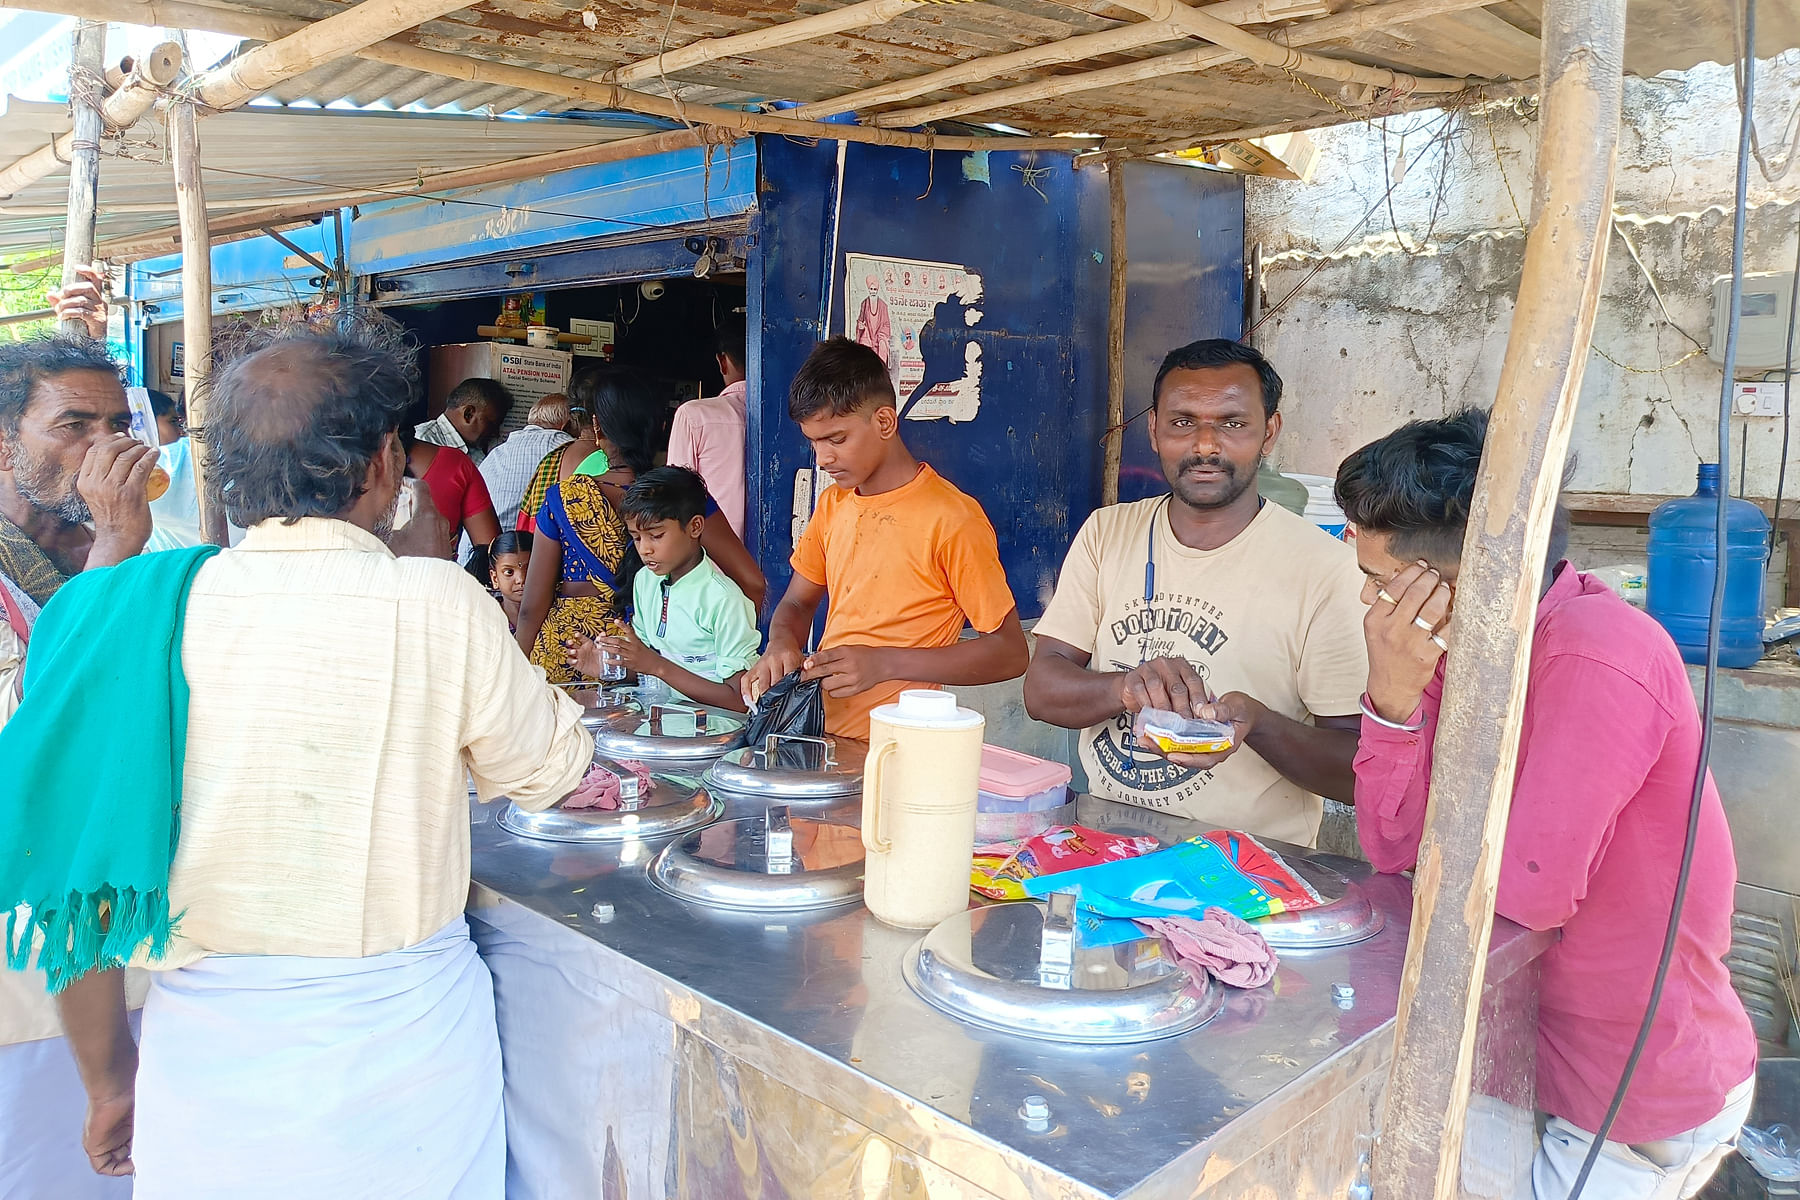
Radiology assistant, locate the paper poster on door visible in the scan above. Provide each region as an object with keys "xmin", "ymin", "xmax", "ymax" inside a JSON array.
[{"xmin": 844, "ymin": 252, "xmax": 984, "ymax": 423}]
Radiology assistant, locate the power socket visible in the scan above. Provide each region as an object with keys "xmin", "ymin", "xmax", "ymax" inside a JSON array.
[{"xmin": 1735, "ymin": 381, "xmax": 1790, "ymax": 418}]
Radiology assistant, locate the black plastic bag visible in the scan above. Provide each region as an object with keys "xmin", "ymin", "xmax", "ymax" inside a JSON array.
[{"xmin": 735, "ymin": 670, "xmax": 825, "ymax": 749}]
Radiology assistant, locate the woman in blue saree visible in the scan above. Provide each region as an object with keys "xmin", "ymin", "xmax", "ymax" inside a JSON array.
[{"xmin": 514, "ymin": 369, "xmax": 658, "ymax": 683}]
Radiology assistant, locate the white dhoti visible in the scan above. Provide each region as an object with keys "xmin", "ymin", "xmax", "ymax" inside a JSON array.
[
  {"xmin": 132, "ymin": 916, "xmax": 504, "ymax": 1200},
  {"xmin": 0, "ymin": 1019, "xmax": 140, "ymax": 1200}
]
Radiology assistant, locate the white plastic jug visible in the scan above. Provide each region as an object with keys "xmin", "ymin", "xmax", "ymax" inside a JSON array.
[{"xmin": 861, "ymin": 690, "xmax": 985, "ymax": 929}]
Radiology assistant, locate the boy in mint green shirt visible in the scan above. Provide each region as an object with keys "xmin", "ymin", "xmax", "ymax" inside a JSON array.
[{"xmin": 569, "ymin": 466, "xmax": 760, "ymax": 710}]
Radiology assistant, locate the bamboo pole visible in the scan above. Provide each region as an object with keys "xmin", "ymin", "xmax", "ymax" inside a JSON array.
[
  {"xmin": 24, "ymin": 117, "xmax": 1087, "ymax": 271},
  {"xmin": 871, "ymin": 0, "xmax": 1494, "ymax": 128},
  {"xmin": 610, "ymin": 0, "xmax": 925, "ymax": 85},
  {"xmin": 169, "ymin": 95, "xmax": 223, "ymax": 546},
  {"xmin": 1109, "ymin": 0, "xmax": 1474, "ymax": 91},
  {"xmin": 792, "ymin": 0, "xmax": 1292, "ymax": 119},
  {"xmin": 1102, "ymin": 162, "xmax": 1127, "ymax": 508},
  {"xmin": 0, "ymin": 41, "xmax": 181, "ymax": 201},
  {"xmin": 1077, "ymin": 80, "xmax": 1537, "ymax": 166},
  {"xmin": 347, "ymin": 41, "xmax": 1103, "ymax": 152},
  {"xmin": 57, "ymin": 20, "xmax": 107, "ymax": 336},
  {"xmin": 1370, "ymin": 0, "xmax": 1624, "ymax": 1195},
  {"xmin": 0, "ymin": 0, "xmax": 297, "ymax": 40},
  {"xmin": 187, "ymin": 0, "xmax": 481, "ymax": 114}
]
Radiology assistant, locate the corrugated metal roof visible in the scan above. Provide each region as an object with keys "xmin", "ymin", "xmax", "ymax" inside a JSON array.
[{"xmin": 0, "ymin": 98, "xmax": 657, "ymax": 252}]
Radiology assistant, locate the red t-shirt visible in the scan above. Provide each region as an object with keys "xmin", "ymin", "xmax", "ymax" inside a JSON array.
[
  {"xmin": 1355, "ymin": 565, "xmax": 1756, "ymax": 1141},
  {"xmin": 421, "ymin": 445, "xmax": 493, "ymax": 529}
]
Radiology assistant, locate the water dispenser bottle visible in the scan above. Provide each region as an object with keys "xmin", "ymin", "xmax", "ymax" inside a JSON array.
[{"xmin": 1646, "ymin": 463, "xmax": 1770, "ymax": 669}]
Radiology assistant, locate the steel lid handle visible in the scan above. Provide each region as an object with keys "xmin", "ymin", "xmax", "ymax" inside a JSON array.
[
  {"xmin": 1038, "ymin": 891, "xmax": 1076, "ymax": 990},
  {"xmin": 764, "ymin": 804, "xmax": 794, "ymax": 874}
]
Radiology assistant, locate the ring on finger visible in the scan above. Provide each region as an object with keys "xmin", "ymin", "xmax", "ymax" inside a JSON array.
[
  {"xmin": 1412, "ymin": 615, "xmax": 1438, "ymax": 635},
  {"xmin": 1378, "ymin": 589, "xmax": 1399, "ymax": 606},
  {"xmin": 1430, "ymin": 634, "xmax": 1449, "ymax": 652}
]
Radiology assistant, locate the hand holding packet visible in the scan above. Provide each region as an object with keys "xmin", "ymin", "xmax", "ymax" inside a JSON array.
[{"xmin": 1133, "ymin": 707, "xmax": 1234, "ymax": 755}]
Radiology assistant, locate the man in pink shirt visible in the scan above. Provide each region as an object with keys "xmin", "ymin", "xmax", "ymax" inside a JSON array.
[
  {"xmin": 1335, "ymin": 409, "xmax": 1755, "ymax": 1200},
  {"xmin": 668, "ymin": 316, "xmax": 748, "ymax": 539}
]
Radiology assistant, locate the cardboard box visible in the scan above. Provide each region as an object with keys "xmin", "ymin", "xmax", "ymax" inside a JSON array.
[{"xmin": 427, "ymin": 342, "xmax": 574, "ymax": 434}]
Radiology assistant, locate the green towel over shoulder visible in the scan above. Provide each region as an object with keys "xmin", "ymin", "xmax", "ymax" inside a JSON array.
[{"xmin": 0, "ymin": 544, "xmax": 219, "ymax": 992}]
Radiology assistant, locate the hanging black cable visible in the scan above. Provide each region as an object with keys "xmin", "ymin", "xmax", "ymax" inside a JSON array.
[
  {"xmin": 1772, "ymin": 206, "xmax": 1799, "ymax": 530},
  {"xmin": 1565, "ymin": 0, "xmax": 1757, "ymax": 1194}
]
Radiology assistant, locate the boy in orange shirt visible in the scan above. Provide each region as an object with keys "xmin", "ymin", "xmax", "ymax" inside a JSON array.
[{"xmin": 742, "ymin": 337, "xmax": 1028, "ymax": 741}]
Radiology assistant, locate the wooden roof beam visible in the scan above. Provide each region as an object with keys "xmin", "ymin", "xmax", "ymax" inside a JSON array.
[
  {"xmin": 185, "ymin": 0, "xmax": 487, "ymax": 112},
  {"xmin": 0, "ymin": 0, "xmax": 1103, "ymax": 164},
  {"xmin": 1082, "ymin": 77, "xmax": 1536, "ymax": 164},
  {"xmin": 0, "ymin": 41, "xmax": 181, "ymax": 200},
  {"xmin": 608, "ymin": 0, "xmax": 932, "ymax": 87},
  {"xmin": 792, "ymin": 0, "xmax": 1284, "ymax": 120},
  {"xmin": 869, "ymin": 0, "xmax": 1491, "ymax": 127}
]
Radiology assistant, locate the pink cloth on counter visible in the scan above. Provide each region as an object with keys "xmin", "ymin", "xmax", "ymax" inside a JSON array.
[
  {"xmin": 560, "ymin": 760, "xmax": 653, "ymax": 810},
  {"xmin": 1136, "ymin": 907, "xmax": 1277, "ymax": 989}
]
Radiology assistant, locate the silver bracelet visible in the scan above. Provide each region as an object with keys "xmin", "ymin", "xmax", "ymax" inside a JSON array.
[{"xmin": 1360, "ymin": 694, "xmax": 1426, "ymax": 733}]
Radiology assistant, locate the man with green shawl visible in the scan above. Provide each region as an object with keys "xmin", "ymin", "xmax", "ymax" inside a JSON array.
[{"xmin": 4, "ymin": 320, "xmax": 593, "ymax": 1198}]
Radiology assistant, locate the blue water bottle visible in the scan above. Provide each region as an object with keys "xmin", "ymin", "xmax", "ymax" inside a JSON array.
[{"xmin": 1646, "ymin": 462, "xmax": 1770, "ymax": 668}]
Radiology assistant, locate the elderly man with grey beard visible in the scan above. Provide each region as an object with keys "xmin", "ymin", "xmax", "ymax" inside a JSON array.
[
  {"xmin": 3, "ymin": 320, "xmax": 592, "ymax": 1199},
  {"xmin": 0, "ymin": 322, "xmax": 157, "ymax": 1200}
]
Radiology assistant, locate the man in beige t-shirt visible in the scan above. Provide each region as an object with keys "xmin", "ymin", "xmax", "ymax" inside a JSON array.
[{"xmin": 1026, "ymin": 339, "xmax": 1366, "ymax": 845}]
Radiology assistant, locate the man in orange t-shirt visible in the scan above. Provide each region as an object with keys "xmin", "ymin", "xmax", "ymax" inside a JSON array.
[{"xmin": 743, "ymin": 338, "xmax": 1027, "ymax": 741}]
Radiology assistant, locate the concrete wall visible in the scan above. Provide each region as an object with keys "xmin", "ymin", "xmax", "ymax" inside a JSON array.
[{"xmin": 1245, "ymin": 52, "xmax": 1800, "ymax": 498}]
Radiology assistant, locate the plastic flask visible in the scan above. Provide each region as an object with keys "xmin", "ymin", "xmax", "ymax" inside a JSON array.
[{"xmin": 861, "ymin": 690, "xmax": 984, "ymax": 929}]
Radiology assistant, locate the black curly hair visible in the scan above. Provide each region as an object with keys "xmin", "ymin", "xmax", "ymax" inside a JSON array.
[{"xmin": 1335, "ymin": 407, "xmax": 1571, "ymax": 566}]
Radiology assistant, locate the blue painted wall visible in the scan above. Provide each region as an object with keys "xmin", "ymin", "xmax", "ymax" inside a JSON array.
[
  {"xmin": 748, "ymin": 137, "xmax": 1243, "ymax": 621},
  {"xmin": 1115, "ymin": 160, "xmax": 1247, "ymax": 503}
]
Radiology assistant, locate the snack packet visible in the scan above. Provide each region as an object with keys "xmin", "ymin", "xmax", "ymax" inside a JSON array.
[
  {"xmin": 1133, "ymin": 707, "xmax": 1234, "ymax": 755},
  {"xmin": 970, "ymin": 824, "xmax": 1161, "ymax": 900},
  {"xmin": 1024, "ymin": 829, "xmax": 1324, "ymax": 923}
]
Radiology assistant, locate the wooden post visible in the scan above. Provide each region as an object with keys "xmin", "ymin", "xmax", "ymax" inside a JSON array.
[
  {"xmin": 1370, "ymin": 0, "xmax": 1625, "ymax": 1195},
  {"xmin": 58, "ymin": 19, "xmax": 106, "ymax": 337},
  {"xmin": 1102, "ymin": 163, "xmax": 1128, "ymax": 508},
  {"xmin": 170, "ymin": 96, "xmax": 221, "ymax": 546}
]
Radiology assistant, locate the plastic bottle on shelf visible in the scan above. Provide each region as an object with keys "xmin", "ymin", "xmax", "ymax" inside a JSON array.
[{"xmin": 1646, "ymin": 462, "xmax": 1770, "ymax": 669}]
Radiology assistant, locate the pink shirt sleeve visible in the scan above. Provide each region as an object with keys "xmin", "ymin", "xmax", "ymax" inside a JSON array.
[
  {"xmin": 667, "ymin": 404, "xmax": 702, "ymax": 474},
  {"xmin": 1354, "ymin": 651, "xmax": 1673, "ymax": 933},
  {"xmin": 1353, "ymin": 694, "xmax": 1438, "ymax": 875}
]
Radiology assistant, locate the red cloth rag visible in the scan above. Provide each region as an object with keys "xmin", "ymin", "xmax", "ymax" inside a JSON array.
[
  {"xmin": 1136, "ymin": 906, "xmax": 1278, "ymax": 989},
  {"xmin": 561, "ymin": 760, "xmax": 653, "ymax": 810}
]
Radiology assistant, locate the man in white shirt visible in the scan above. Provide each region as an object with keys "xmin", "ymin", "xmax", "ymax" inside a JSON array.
[
  {"xmin": 416, "ymin": 376, "xmax": 514, "ymax": 466},
  {"xmin": 50, "ymin": 322, "xmax": 592, "ymax": 1198},
  {"xmin": 477, "ymin": 393, "xmax": 573, "ymax": 531},
  {"xmin": 667, "ymin": 315, "xmax": 749, "ymax": 538},
  {"xmin": 1024, "ymin": 339, "xmax": 1367, "ymax": 846}
]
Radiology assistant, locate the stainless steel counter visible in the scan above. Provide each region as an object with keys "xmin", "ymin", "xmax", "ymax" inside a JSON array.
[{"xmin": 467, "ymin": 791, "xmax": 1549, "ymax": 1200}]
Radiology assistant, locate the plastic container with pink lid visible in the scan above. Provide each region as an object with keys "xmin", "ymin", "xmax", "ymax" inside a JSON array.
[{"xmin": 977, "ymin": 745, "xmax": 1072, "ymax": 813}]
